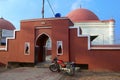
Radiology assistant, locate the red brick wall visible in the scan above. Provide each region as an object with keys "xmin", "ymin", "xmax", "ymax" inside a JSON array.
[
  {"xmin": 69, "ymin": 28, "xmax": 120, "ymax": 71},
  {"xmin": 0, "ymin": 51, "xmax": 8, "ymax": 65},
  {"xmin": 0, "ymin": 18, "xmax": 73, "ymax": 64},
  {"xmin": 1, "ymin": 17, "xmax": 120, "ymax": 71},
  {"xmin": 69, "ymin": 28, "xmax": 89, "ymax": 63},
  {"xmin": 88, "ymin": 50, "xmax": 120, "ymax": 71},
  {"xmin": 51, "ymin": 19, "xmax": 72, "ymax": 62}
]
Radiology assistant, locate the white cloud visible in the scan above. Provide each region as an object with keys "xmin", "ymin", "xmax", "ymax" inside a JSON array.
[{"xmin": 71, "ymin": 0, "xmax": 92, "ymax": 10}]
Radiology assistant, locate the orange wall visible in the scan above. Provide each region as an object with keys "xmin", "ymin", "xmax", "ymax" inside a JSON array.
[
  {"xmin": 1, "ymin": 17, "xmax": 120, "ymax": 71},
  {"xmin": 88, "ymin": 50, "xmax": 120, "ymax": 71},
  {"xmin": 0, "ymin": 18, "xmax": 73, "ymax": 64},
  {"xmin": 51, "ymin": 19, "xmax": 72, "ymax": 62},
  {"xmin": 70, "ymin": 28, "xmax": 120, "ymax": 71},
  {"xmin": 0, "ymin": 51, "xmax": 8, "ymax": 65},
  {"xmin": 70, "ymin": 28, "xmax": 89, "ymax": 63}
]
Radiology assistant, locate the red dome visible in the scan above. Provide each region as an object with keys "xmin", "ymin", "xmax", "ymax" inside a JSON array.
[
  {"xmin": 67, "ymin": 8, "xmax": 99, "ymax": 22},
  {"xmin": 0, "ymin": 18, "xmax": 15, "ymax": 30}
]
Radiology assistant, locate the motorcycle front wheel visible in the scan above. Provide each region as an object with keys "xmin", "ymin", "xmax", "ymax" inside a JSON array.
[{"xmin": 49, "ymin": 63, "xmax": 60, "ymax": 72}]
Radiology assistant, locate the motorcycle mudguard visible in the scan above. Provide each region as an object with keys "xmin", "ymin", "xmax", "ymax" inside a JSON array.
[{"xmin": 57, "ymin": 60, "xmax": 66, "ymax": 67}]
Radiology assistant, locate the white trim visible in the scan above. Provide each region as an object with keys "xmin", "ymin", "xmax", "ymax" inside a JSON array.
[
  {"xmin": 35, "ymin": 26, "xmax": 52, "ymax": 29},
  {"xmin": 57, "ymin": 41, "xmax": 63, "ymax": 55},
  {"xmin": 0, "ymin": 48, "xmax": 6, "ymax": 50},
  {"xmin": 69, "ymin": 26, "xmax": 91, "ymax": 50},
  {"xmin": 24, "ymin": 42, "xmax": 30, "ymax": 55},
  {"xmin": 0, "ymin": 30, "xmax": 20, "ymax": 51},
  {"xmin": 75, "ymin": 21, "xmax": 114, "ymax": 25},
  {"xmin": 35, "ymin": 32, "xmax": 52, "ymax": 50},
  {"xmin": 35, "ymin": 32, "xmax": 52, "ymax": 45},
  {"xmin": 21, "ymin": 17, "xmax": 68, "ymax": 22},
  {"xmin": 69, "ymin": 26, "xmax": 120, "ymax": 50},
  {"xmin": 91, "ymin": 47, "xmax": 120, "ymax": 50}
]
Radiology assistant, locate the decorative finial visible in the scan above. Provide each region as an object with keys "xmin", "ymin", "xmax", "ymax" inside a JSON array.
[
  {"xmin": 80, "ymin": 4, "xmax": 82, "ymax": 8},
  {"xmin": 42, "ymin": 0, "xmax": 45, "ymax": 18}
]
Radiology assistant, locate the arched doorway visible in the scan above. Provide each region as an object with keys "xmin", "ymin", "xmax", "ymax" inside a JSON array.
[{"xmin": 35, "ymin": 34, "xmax": 52, "ymax": 64}]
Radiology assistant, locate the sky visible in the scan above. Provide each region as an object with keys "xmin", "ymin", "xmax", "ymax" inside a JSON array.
[{"xmin": 0, "ymin": 0, "xmax": 120, "ymax": 43}]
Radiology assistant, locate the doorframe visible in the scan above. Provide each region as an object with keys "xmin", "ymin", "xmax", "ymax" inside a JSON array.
[{"xmin": 35, "ymin": 33, "xmax": 52, "ymax": 64}]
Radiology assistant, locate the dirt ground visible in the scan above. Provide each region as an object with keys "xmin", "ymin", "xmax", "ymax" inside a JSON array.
[
  {"xmin": 0, "ymin": 67, "xmax": 120, "ymax": 80},
  {"xmin": 60, "ymin": 70, "xmax": 120, "ymax": 80}
]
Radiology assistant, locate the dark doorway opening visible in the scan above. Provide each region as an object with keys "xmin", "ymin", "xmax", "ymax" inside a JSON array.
[
  {"xmin": 75, "ymin": 64, "xmax": 88, "ymax": 70},
  {"xmin": 35, "ymin": 34, "xmax": 52, "ymax": 64}
]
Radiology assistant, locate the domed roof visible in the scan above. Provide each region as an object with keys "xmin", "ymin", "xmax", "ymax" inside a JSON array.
[
  {"xmin": 0, "ymin": 17, "xmax": 15, "ymax": 30},
  {"xmin": 67, "ymin": 8, "xmax": 99, "ymax": 22}
]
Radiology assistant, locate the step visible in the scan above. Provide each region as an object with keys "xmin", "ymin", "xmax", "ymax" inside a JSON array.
[{"xmin": 35, "ymin": 61, "xmax": 51, "ymax": 68}]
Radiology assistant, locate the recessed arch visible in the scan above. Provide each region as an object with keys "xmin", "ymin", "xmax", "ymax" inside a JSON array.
[
  {"xmin": 35, "ymin": 32, "xmax": 52, "ymax": 46},
  {"xmin": 35, "ymin": 33, "xmax": 52, "ymax": 64}
]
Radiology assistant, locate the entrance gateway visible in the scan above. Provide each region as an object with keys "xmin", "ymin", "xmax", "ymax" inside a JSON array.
[
  {"xmin": 1, "ymin": 17, "xmax": 119, "ymax": 71},
  {"xmin": 35, "ymin": 32, "xmax": 52, "ymax": 64},
  {"xmin": 33, "ymin": 18, "xmax": 71, "ymax": 65}
]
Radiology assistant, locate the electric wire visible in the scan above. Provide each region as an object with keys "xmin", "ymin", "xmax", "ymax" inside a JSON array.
[{"xmin": 46, "ymin": 0, "xmax": 55, "ymax": 16}]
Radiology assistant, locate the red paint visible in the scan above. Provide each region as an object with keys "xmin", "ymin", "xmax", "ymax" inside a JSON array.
[{"xmin": 0, "ymin": 17, "xmax": 120, "ymax": 71}]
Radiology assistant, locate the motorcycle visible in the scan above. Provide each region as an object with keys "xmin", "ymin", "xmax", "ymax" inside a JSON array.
[{"xmin": 49, "ymin": 56, "xmax": 75, "ymax": 76}]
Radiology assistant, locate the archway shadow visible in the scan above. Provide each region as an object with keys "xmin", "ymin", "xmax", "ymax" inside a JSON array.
[{"xmin": 35, "ymin": 34, "xmax": 52, "ymax": 64}]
